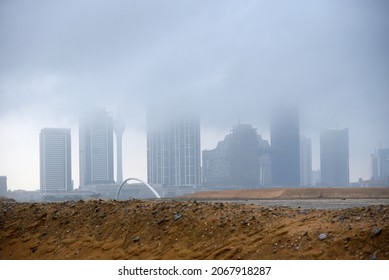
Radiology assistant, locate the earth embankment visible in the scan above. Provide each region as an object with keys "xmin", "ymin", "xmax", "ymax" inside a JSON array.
[{"xmin": 1, "ymin": 199, "xmax": 388, "ymax": 260}]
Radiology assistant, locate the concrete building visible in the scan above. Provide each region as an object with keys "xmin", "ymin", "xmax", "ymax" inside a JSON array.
[
  {"xmin": 202, "ymin": 124, "xmax": 271, "ymax": 187},
  {"xmin": 312, "ymin": 169, "xmax": 321, "ymax": 186},
  {"xmin": 7, "ymin": 190, "xmax": 42, "ymax": 202},
  {"xmin": 320, "ymin": 128, "xmax": 349, "ymax": 186},
  {"xmin": 229, "ymin": 124, "xmax": 262, "ymax": 186},
  {"xmin": 371, "ymin": 153, "xmax": 379, "ymax": 180},
  {"xmin": 79, "ymin": 109, "xmax": 114, "ymax": 186},
  {"xmin": 0, "ymin": 176, "xmax": 7, "ymax": 197},
  {"xmin": 147, "ymin": 112, "xmax": 201, "ymax": 188},
  {"xmin": 259, "ymin": 153, "xmax": 272, "ymax": 186},
  {"xmin": 378, "ymin": 149, "xmax": 389, "ymax": 179},
  {"xmin": 371, "ymin": 148, "xmax": 389, "ymax": 180},
  {"xmin": 300, "ymin": 135, "xmax": 312, "ymax": 186},
  {"xmin": 270, "ymin": 107, "xmax": 300, "ymax": 186},
  {"xmin": 202, "ymin": 143, "xmax": 230, "ymax": 186},
  {"xmin": 114, "ymin": 115, "xmax": 125, "ymax": 183},
  {"xmin": 40, "ymin": 128, "xmax": 72, "ymax": 193}
]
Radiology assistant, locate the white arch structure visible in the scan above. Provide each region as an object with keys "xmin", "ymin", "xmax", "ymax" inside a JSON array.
[{"xmin": 116, "ymin": 177, "xmax": 161, "ymax": 200}]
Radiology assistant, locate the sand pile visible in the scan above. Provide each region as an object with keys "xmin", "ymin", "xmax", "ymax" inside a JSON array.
[{"xmin": 1, "ymin": 199, "xmax": 388, "ymax": 260}]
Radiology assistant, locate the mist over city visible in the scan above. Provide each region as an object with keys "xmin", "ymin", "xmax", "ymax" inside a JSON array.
[
  {"xmin": 1, "ymin": 0, "xmax": 388, "ymax": 193},
  {"xmin": 2, "ymin": 0, "xmax": 389, "ymax": 263}
]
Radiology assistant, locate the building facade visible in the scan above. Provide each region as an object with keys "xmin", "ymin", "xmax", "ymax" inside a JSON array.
[
  {"xmin": 300, "ymin": 135, "xmax": 312, "ymax": 186},
  {"xmin": 0, "ymin": 176, "xmax": 7, "ymax": 197},
  {"xmin": 79, "ymin": 109, "xmax": 114, "ymax": 186},
  {"xmin": 312, "ymin": 169, "xmax": 321, "ymax": 186},
  {"xmin": 114, "ymin": 115, "xmax": 125, "ymax": 183},
  {"xmin": 147, "ymin": 113, "xmax": 201, "ymax": 187},
  {"xmin": 270, "ymin": 107, "xmax": 300, "ymax": 186},
  {"xmin": 40, "ymin": 128, "xmax": 72, "ymax": 193},
  {"xmin": 202, "ymin": 141, "xmax": 230, "ymax": 186},
  {"xmin": 377, "ymin": 148, "xmax": 389, "ymax": 180},
  {"xmin": 371, "ymin": 148, "xmax": 389, "ymax": 180},
  {"xmin": 202, "ymin": 124, "xmax": 271, "ymax": 187},
  {"xmin": 320, "ymin": 128, "xmax": 349, "ymax": 186}
]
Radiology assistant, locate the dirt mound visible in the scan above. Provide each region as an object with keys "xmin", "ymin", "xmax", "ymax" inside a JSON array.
[
  {"xmin": 1, "ymin": 199, "xmax": 388, "ymax": 260},
  {"xmin": 0, "ymin": 197, "xmax": 15, "ymax": 202},
  {"xmin": 182, "ymin": 187, "xmax": 389, "ymax": 200}
]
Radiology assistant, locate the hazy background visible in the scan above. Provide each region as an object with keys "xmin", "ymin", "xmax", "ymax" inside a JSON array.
[{"xmin": 1, "ymin": 0, "xmax": 388, "ymax": 190}]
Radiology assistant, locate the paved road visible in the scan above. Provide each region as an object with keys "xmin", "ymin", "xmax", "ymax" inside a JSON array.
[{"xmin": 219, "ymin": 199, "xmax": 389, "ymax": 210}]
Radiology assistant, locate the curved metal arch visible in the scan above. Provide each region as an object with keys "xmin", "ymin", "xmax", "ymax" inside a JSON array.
[{"xmin": 116, "ymin": 178, "xmax": 161, "ymax": 200}]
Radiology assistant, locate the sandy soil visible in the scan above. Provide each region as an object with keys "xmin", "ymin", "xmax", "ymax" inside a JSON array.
[{"xmin": 1, "ymin": 197, "xmax": 388, "ymax": 260}]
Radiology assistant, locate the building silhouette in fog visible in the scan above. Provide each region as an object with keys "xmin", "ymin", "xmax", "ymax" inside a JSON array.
[
  {"xmin": 300, "ymin": 135, "xmax": 312, "ymax": 186},
  {"xmin": 371, "ymin": 148, "xmax": 389, "ymax": 180},
  {"xmin": 40, "ymin": 128, "xmax": 72, "ymax": 193},
  {"xmin": 320, "ymin": 128, "xmax": 349, "ymax": 186},
  {"xmin": 114, "ymin": 115, "xmax": 125, "ymax": 183},
  {"xmin": 270, "ymin": 107, "xmax": 300, "ymax": 186},
  {"xmin": 0, "ymin": 176, "xmax": 7, "ymax": 197},
  {"xmin": 202, "ymin": 124, "xmax": 271, "ymax": 187},
  {"xmin": 79, "ymin": 109, "xmax": 114, "ymax": 186},
  {"xmin": 147, "ymin": 112, "xmax": 201, "ymax": 187}
]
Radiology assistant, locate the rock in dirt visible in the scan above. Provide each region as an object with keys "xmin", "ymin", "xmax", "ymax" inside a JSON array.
[
  {"xmin": 319, "ymin": 233, "xmax": 327, "ymax": 240},
  {"xmin": 174, "ymin": 213, "xmax": 182, "ymax": 221},
  {"xmin": 373, "ymin": 227, "xmax": 382, "ymax": 236}
]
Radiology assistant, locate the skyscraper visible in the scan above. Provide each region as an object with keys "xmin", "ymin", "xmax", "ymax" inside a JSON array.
[
  {"xmin": 0, "ymin": 176, "xmax": 7, "ymax": 197},
  {"xmin": 270, "ymin": 107, "xmax": 300, "ymax": 186},
  {"xmin": 114, "ymin": 115, "xmax": 125, "ymax": 183},
  {"xmin": 320, "ymin": 128, "xmax": 349, "ymax": 186},
  {"xmin": 147, "ymin": 112, "xmax": 201, "ymax": 187},
  {"xmin": 40, "ymin": 128, "xmax": 72, "ymax": 193},
  {"xmin": 371, "ymin": 148, "xmax": 389, "ymax": 180},
  {"xmin": 229, "ymin": 124, "xmax": 261, "ymax": 186},
  {"xmin": 300, "ymin": 135, "xmax": 312, "ymax": 186},
  {"xmin": 202, "ymin": 124, "xmax": 271, "ymax": 187},
  {"xmin": 79, "ymin": 109, "xmax": 114, "ymax": 186}
]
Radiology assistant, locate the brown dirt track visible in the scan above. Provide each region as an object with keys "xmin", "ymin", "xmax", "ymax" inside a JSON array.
[{"xmin": 1, "ymin": 188, "xmax": 389, "ymax": 260}]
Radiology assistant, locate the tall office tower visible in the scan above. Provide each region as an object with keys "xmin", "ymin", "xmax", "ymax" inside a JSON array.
[
  {"xmin": 320, "ymin": 128, "xmax": 349, "ymax": 186},
  {"xmin": 0, "ymin": 176, "xmax": 7, "ymax": 197},
  {"xmin": 300, "ymin": 135, "xmax": 312, "ymax": 186},
  {"xmin": 147, "ymin": 112, "xmax": 201, "ymax": 187},
  {"xmin": 377, "ymin": 149, "xmax": 389, "ymax": 180},
  {"xmin": 258, "ymin": 153, "xmax": 272, "ymax": 186},
  {"xmin": 270, "ymin": 107, "xmax": 300, "ymax": 186},
  {"xmin": 371, "ymin": 153, "xmax": 379, "ymax": 180},
  {"xmin": 202, "ymin": 124, "xmax": 271, "ymax": 187},
  {"xmin": 40, "ymin": 128, "xmax": 72, "ymax": 193},
  {"xmin": 79, "ymin": 109, "xmax": 114, "ymax": 186},
  {"xmin": 114, "ymin": 115, "xmax": 125, "ymax": 183},
  {"xmin": 312, "ymin": 169, "xmax": 321, "ymax": 186},
  {"xmin": 202, "ymin": 141, "xmax": 230, "ymax": 186},
  {"xmin": 371, "ymin": 148, "xmax": 389, "ymax": 180},
  {"xmin": 229, "ymin": 124, "xmax": 262, "ymax": 186}
]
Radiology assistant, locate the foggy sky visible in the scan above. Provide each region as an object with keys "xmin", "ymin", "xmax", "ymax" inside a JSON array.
[{"xmin": 1, "ymin": 0, "xmax": 388, "ymax": 190}]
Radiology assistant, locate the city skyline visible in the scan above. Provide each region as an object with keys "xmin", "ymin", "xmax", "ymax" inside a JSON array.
[
  {"xmin": 0, "ymin": 107, "xmax": 387, "ymax": 191},
  {"xmin": 1, "ymin": 1, "xmax": 388, "ymax": 190}
]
